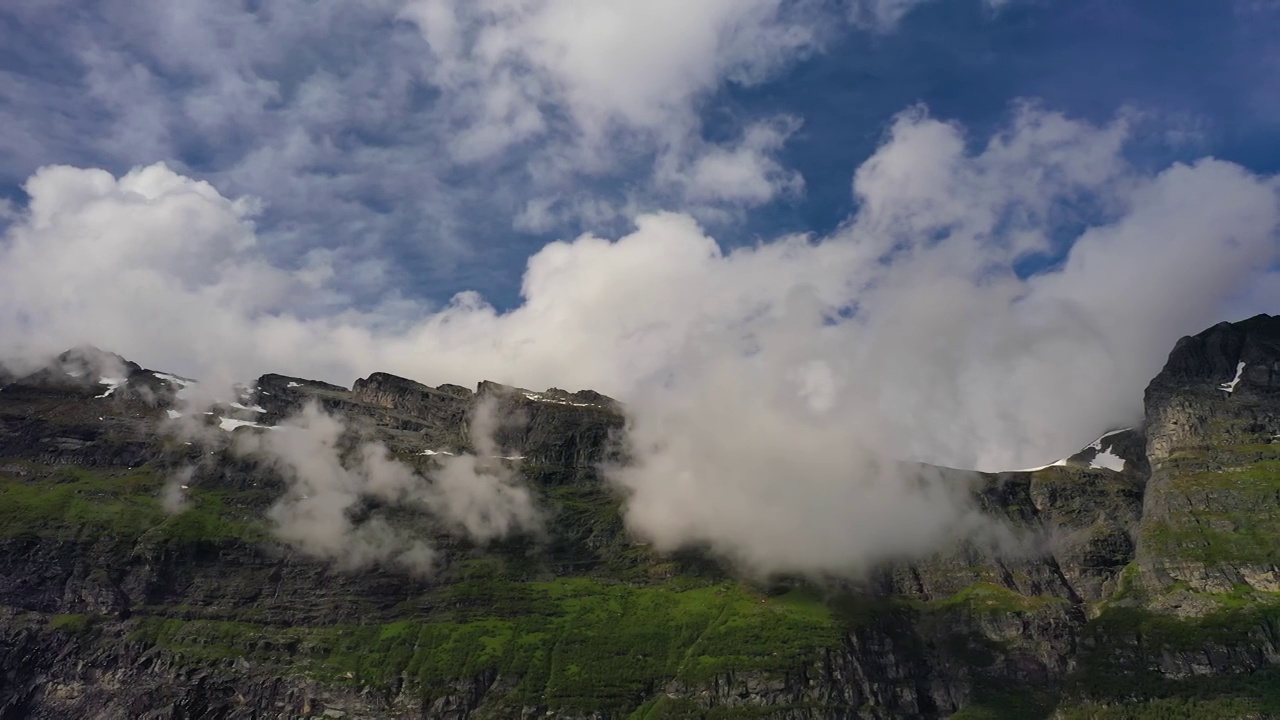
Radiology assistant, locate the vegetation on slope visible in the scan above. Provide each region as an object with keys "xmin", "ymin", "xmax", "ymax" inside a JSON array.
[
  {"xmin": 0, "ymin": 460, "xmax": 262, "ymax": 544},
  {"xmin": 123, "ymin": 578, "xmax": 839, "ymax": 715}
]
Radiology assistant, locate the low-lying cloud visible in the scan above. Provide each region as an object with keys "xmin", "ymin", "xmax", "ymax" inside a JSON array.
[
  {"xmin": 160, "ymin": 466, "xmax": 194, "ymax": 515},
  {"xmin": 3, "ymin": 104, "xmax": 1278, "ymax": 577},
  {"xmin": 233, "ymin": 399, "xmax": 541, "ymax": 575}
]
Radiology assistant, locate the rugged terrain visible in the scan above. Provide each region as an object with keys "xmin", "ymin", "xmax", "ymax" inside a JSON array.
[{"xmin": 0, "ymin": 315, "xmax": 1277, "ymax": 719}]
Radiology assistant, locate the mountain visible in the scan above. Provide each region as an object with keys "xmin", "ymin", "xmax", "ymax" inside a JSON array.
[{"xmin": 0, "ymin": 316, "xmax": 1277, "ymax": 718}]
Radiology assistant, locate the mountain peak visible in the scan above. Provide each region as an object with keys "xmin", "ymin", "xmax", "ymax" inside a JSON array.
[{"xmin": 1150, "ymin": 313, "xmax": 1280, "ymax": 400}]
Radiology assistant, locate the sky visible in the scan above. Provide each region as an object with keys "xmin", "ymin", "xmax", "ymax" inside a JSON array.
[
  {"xmin": 2, "ymin": 0, "xmax": 1280, "ymax": 573},
  {"xmin": 4, "ymin": 0, "xmax": 1277, "ymax": 307}
]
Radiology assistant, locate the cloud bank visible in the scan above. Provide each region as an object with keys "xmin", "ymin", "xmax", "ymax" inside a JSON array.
[{"xmin": 2, "ymin": 104, "xmax": 1278, "ymax": 575}]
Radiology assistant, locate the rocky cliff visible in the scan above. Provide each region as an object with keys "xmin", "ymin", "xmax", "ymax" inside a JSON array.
[{"xmin": 0, "ymin": 317, "xmax": 1277, "ymax": 719}]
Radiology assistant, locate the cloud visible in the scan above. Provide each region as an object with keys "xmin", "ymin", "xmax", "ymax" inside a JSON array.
[
  {"xmin": 398, "ymin": 0, "xmax": 821, "ymax": 156},
  {"xmin": 604, "ymin": 297, "xmax": 996, "ymax": 576},
  {"xmin": 161, "ymin": 466, "xmax": 194, "ymax": 515},
  {"xmin": 2, "ymin": 104, "xmax": 1278, "ymax": 576},
  {"xmin": 662, "ymin": 116, "xmax": 807, "ymax": 208},
  {"xmin": 1, "ymin": 0, "xmax": 838, "ymax": 294},
  {"xmin": 849, "ymin": 0, "xmax": 935, "ymax": 30},
  {"xmin": 233, "ymin": 400, "xmax": 541, "ymax": 575},
  {"xmin": 848, "ymin": 0, "xmax": 1019, "ymax": 31}
]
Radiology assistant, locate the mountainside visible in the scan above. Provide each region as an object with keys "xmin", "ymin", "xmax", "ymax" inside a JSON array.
[{"xmin": 0, "ymin": 316, "xmax": 1277, "ymax": 719}]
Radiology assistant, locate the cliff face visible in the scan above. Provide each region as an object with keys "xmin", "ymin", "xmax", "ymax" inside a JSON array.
[
  {"xmin": 0, "ymin": 317, "xmax": 1278, "ymax": 719},
  {"xmin": 1139, "ymin": 315, "xmax": 1280, "ymax": 596}
]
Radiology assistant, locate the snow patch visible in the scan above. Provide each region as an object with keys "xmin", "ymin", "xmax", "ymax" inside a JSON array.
[
  {"xmin": 218, "ymin": 417, "xmax": 275, "ymax": 432},
  {"xmin": 1087, "ymin": 429, "xmax": 1130, "ymax": 448},
  {"xmin": 153, "ymin": 372, "xmax": 193, "ymax": 387},
  {"xmin": 1084, "ymin": 429, "xmax": 1128, "ymax": 472},
  {"xmin": 166, "ymin": 409, "xmax": 182, "ymax": 420},
  {"xmin": 286, "ymin": 381, "xmax": 301, "ymax": 388},
  {"xmin": 1014, "ymin": 428, "xmax": 1132, "ymax": 473},
  {"xmin": 522, "ymin": 391, "xmax": 595, "ymax": 408},
  {"xmin": 419, "ymin": 449, "xmax": 523, "ymax": 460},
  {"xmin": 1219, "ymin": 362, "xmax": 1246, "ymax": 393},
  {"xmin": 1090, "ymin": 450, "xmax": 1126, "ymax": 472},
  {"xmin": 95, "ymin": 377, "xmax": 126, "ymax": 398},
  {"xmin": 153, "ymin": 372, "xmax": 197, "ymax": 399},
  {"xmin": 1015, "ymin": 458, "xmax": 1069, "ymax": 472},
  {"xmin": 229, "ymin": 402, "xmax": 266, "ymax": 413}
]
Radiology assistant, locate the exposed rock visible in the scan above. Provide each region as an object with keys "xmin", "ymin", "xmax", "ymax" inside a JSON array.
[{"xmin": 1138, "ymin": 313, "xmax": 1280, "ymax": 595}]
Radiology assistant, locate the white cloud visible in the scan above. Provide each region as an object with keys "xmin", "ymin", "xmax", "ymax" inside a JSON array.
[
  {"xmin": 161, "ymin": 466, "xmax": 194, "ymax": 515},
  {"xmin": 235, "ymin": 400, "xmax": 541, "ymax": 575},
  {"xmin": 1, "ymin": 0, "xmax": 839, "ymax": 288},
  {"xmin": 399, "ymin": 0, "xmax": 821, "ymax": 158},
  {"xmin": 667, "ymin": 116, "xmax": 806, "ymax": 207},
  {"xmin": 3, "ymin": 104, "xmax": 1277, "ymax": 577}
]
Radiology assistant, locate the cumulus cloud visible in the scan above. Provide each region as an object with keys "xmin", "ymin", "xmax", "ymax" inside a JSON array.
[
  {"xmin": 1, "ymin": 0, "xmax": 839, "ymax": 290},
  {"xmin": 234, "ymin": 400, "xmax": 541, "ymax": 575},
  {"xmin": 2, "ymin": 104, "xmax": 1278, "ymax": 576},
  {"xmin": 661, "ymin": 116, "xmax": 807, "ymax": 208},
  {"xmin": 398, "ymin": 0, "xmax": 820, "ymax": 156}
]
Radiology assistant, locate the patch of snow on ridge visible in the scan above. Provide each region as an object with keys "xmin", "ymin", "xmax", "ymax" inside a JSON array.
[
  {"xmin": 420, "ymin": 449, "xmax": 455, "ymax": 456},
  {"xmin": 95, "ymin": 377, "xmax": 126, "ymax": 398},
  {"xmin": 1015, "ymin": 458, "xmax": 1070, "ymax": 472},
  {"xmin": 286, "ymin": 382, "xmax": 301, "ymax": 388},
  {"xmin": 1090, "ymin": 450, "xmax": 1126, "ymax": 472},
  {"xmin": 1013, "ymin": 427, "xmax": 1132, "ymax": 473},
  {"xmin": 229, "ymin": 402, "xmax": 266, "ymax": 413},
  {"xmin": 166, "ymin": 409, "xmax": 182, "ymax": 419},
  {"xmin": 153, "ymin": 372, "xmax": 193, "ymax": 387},
  {"xmin": 218, "ymin": 417, "xmax": 274, "ymax": 432},
  {"xmin": 153, "ymin": 372, "xmax": 197, "ymax": 399},
  {"xmin": 1085, "ymin": 428, "xmax": 1130, "ymax": 472},
  {"xmin": 1219, "ymin": 362, "xmax": 1246, "ymax": 393},
  {"xmin": 522, "ymin": 391, "xmax": 595, "ymax": 408},
  {"xmin": 1088, "ymin": 428, "xmax": 1131, "ymax": 447}
]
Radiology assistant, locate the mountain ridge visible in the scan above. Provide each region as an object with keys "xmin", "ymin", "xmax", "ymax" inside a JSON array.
[{"xmin": 0, "ymin": 315, "xmax": 1276, "ymax": 718}]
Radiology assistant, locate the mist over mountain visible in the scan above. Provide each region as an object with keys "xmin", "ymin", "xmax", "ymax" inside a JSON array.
[{"xmin": 0, "ymin": 313, "xmax": 1278, "ymax": 717}]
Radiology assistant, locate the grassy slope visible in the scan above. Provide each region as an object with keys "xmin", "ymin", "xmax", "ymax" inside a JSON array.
[
  {"xmin": 8, "ymin": 456, "xmax": 1280, "ymax": 717},
  {"xmin": 1143, "ymin": 456, "xmax": 1280, "ymax": 566},
  {"xmin": 124, "ymin": 580, "xmax": 838, "ymax": 715},
  {"xmin": 0, "ymin": 460, "xmax": 262, "ymax": 543},
  {"xmin": 3, "ymin": 460, "xmax": 843, "ymax": 714}
]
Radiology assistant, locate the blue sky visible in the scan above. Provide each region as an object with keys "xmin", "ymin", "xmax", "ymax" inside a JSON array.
[
  {"xmin": 3, "ymin": 0, "xmax": 1276, "ymax": 311},
  {"xmin": 736, "ymin": 0, "xmax": 1280, "ymax": 237}
]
